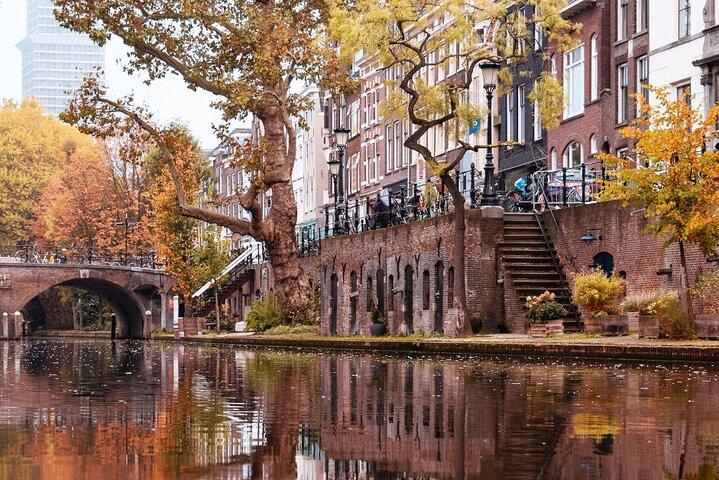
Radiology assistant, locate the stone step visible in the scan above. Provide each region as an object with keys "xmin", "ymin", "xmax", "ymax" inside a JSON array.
[
  {"xmin": 502, "ymin": 232, "xmax": 546, "ymax": 240},
  {"xmin": 499, "ymin": 243, "xmax": 554, "ymax": 251},
  {"xmin": 502, "ymin": 253, "xmax": 555, "ymax": 261},
  {"xmin": 509, "ymin": 270, "xmax": 567, "ymax": 279}
]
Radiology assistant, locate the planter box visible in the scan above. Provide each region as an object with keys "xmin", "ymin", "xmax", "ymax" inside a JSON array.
[
  {"xmin": 369, "ymin": 323, "xmax": 387, "ymax": 336},
  {"xmin": 583, "ymin": 314, "xmax": 628, "ymax": 336},
  {"xmin": 696, "ymin": 314, "xmax": 719, "ymax": 340},
  {"xmin": 638, "ymin": 315, "xmax": 660, "ymax": 338},
  {"xmin": 625, "ymin": 312, "xmax": 639, "ymax": 332},
  {"xmin": 529, "ymin": 318, "xmax": 564, "ymax": 337}
]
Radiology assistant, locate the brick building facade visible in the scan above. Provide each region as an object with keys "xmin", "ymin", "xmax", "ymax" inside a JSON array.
[{"xmin": 320, "ymin": 201, "xmax": 717, "ymax": 336}]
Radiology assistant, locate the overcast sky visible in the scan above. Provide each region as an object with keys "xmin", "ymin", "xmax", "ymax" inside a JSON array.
[{"xmin": 0, "ymin": 0, "xmax": 225, "ymax": 149}]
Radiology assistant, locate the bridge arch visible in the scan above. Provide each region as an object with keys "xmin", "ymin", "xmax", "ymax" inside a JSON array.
[{"xmin": 0, "ymin": 264, "xmax": 173, "ymax": 339}]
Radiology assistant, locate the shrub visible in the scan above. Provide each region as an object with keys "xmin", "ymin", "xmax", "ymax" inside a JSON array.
[
  {"xmin": 571, "ymin": 270, "xmax": 626, "ymax": 317},
  {"xmin": 525, "ymin": 291, "xmax": 568, "ymax": 323},
  {"xmin": 622, "ymin": 291, "xmax": 669, "ymax": 315},
  {"xmin": 645, "ymin": 292, "xmax": 695, "ymax": 340},
  {"xmin": 245, "ymin": 292, "xmax": 283, "ymax": 332}
]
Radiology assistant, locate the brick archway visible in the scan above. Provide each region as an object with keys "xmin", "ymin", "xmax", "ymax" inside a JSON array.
[{"xmin": 0, "ymin": 264, "xmax": 173, "ymax": 339}]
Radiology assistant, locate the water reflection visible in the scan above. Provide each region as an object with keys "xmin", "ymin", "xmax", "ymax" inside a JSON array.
[{"xmin": 0, "ymin": 340, "xmax": 719, "ymax": 479}]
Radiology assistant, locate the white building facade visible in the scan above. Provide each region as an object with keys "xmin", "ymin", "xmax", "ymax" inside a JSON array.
[{"xmin": 17, "ymin": 0, "xmax": 105, "ymax": 115}]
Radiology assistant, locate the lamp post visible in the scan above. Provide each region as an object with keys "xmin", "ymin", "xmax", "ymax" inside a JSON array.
[
  {"xmin": 479, "ymin": 60, "xmax": 502, "ymax": 206},
  {"xmin": 327, "ymin": 151, "xmax": 341, "ymax": 235},
  {"xmin": 327, "ymin": 127, "xmax": 350, "ymax": 235},
  {"xmin": 114, "ymin": 212, "xmax": 137, "ymax": 265}
]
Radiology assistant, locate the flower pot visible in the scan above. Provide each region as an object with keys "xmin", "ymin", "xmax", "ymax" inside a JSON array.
[
  {"xmin": 582, "ymin": 314, "xmax": 628, "ymax": 336},
  {"xmin": 625, "ymin": 312, "xmax": 639, "ymax": 332},
  {"xmin": 528, "ymin": 318, "xmax": 564, "ymax": 337},
  {"xmin": 529, "ymin": 322, "xmax": 547, "ymax": 337},
  {"xmin": 546, "ymin": 318, "xmax": 565, "ymax": 335},
  {"xmin": 695, "ymin": 314, "xmax": 719, "ymax": 339},
  {"xmin": 638, "ymin": 315, "xmax": 660, "ymax": 338},
  {"xmin": 369, "ymin": 323, "xmax": 387, "ymax": 336}
]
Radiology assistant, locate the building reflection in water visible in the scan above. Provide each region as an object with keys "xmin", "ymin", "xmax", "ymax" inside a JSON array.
[{"xmin": 0, "ymin": 340, "xmax": 719, "ymax": 479}]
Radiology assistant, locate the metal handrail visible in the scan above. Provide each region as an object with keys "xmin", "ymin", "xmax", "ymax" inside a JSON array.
[{"xmin": 533, "ymin": 210, "xmax": 570, "ymax": 295}]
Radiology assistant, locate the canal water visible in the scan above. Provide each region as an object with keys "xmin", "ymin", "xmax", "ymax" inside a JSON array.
[{"xmin": 0, "ymin": 339, "xmax": 718, "ymax": 480}]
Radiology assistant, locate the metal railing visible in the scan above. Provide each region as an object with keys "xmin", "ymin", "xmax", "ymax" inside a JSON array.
[
  {"xmin": 501, "ymin": 165, "xmax": 606, "ymax": 213},
  {"xmin": 0, "ymin": 245, "xmax": 163, "ymax": 269}
]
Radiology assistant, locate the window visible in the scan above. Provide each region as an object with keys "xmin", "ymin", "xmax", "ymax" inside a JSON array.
[
  {"xmin": 517, "ymin": 85, "xmax": 525, "ymax": 143},
  {"xmin": 350, "ymin": 101, "xmax": 360, "ymax": 137},
  {"xmin": 677, "ymin": 84, "xmax": 691, "ymax": 107},
  {"xmin": 362, "ymin": 145, "xmax": 369, "ymax": 185},
  {"xmin": 374, "ymin": 138, "xmax": 380, "ymax": 181},
  {"xmin": 563, "ymin": 45, "xmax": 585, "ymax": 118},
  {"xmin": 394, "ymin": 121, "xmax": 401, "ymax": 170},
  {"xmin": 422, "ymin": 270, "xmax": 430, "ymax": 310},
  {"xmin": 617, "ymin": 147, "xmax": 628, "ymax": 159},
  {"xmin": 533, "ymin": 98, "xmax": 542, "ymax": 141},
  {"xmin": 386, "ymin": 125, "xmax": 393, "ymax": 173},
  {"xmin": 636, "ymin": 0, "xmax": 648, "ymax": 32},
  {"xmin": 637, "ymin": 56, "xmax": 649, "ymax": 116},
  {"xmin": 404, "ymin": 122, "xmax": 411, "ymax": 166},
  {"xmin": 534, "ymin": 6, "xmax": 543, "ymax": 51},
  {"xmin": 366, "ymin": 275, "xmax": 373, "ymax": 310},
  {"xmin": 388, "ymin": 275, "xmax": 394, "ymax": 310},
  {"xmin": 679, "ymin": 0, "xmax": 691, "ymax": 38},
  {"xmin": 617, "ymin": 63, "xmax": 628, "ymax": 124},
  {"xmin": 617, "ymin": 0, "xmax": 628, "ymax": 41},
  {"xmin": 590, "ymin": 134, "xmax": 597, "ymax": 155},
  {"xmin": 550, "ymin": 148, "xmax": 557, "ymax": 170},
  {"xmin": 550, "ymin": 54, "xmax": 557, "ymax": 76},
  {"xmin": 506, "ymin": 91, "xmax": 514, "ymax": 141},
  {"xmin": 590, "ymin": 34, "xmax": 598, "ymax": 101},
  {"xmin": 563, "ymin": 141, "xmax": 583, "ymax": 167}
]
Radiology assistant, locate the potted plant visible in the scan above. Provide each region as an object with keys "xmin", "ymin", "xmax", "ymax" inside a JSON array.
[
  {"xmin": 369, "ymin": 301, "xmax": 387, "ymax": 336},
  {"xmin": 571, "ymin": 270, "xmax": 627, "ymax": 336},
  {"xmin": 642, "ymin": 291, "xmax": 694, "ymax": 340},
  {"xmin": 525, "ymin": 291, "xmax": 568, "ymax": 337},
  {"xmin": 622, "ymin": 291, "xmax": 668, "ymax": 338},
  {"xmin": 692, "ymin": 269, "xmax": 719, "ymax": 339}
]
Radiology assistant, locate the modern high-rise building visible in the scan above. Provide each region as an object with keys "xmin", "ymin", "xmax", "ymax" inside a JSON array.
[{"xmin": 17, "ymin": 0, "xmax": 105, "ymax": 115}]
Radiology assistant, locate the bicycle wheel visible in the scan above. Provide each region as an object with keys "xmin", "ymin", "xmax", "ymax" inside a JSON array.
[
  {"xmin": 501, "ymin": 190, "xmax": 522, "ymax": 212},
  {"xmin": 14, "ymin": 250, "xmax": 28, "ymax": 263}
]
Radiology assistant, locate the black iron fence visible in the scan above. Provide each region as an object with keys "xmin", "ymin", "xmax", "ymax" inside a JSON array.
[{"xmin": 0, "ymin": 245, "xmax": 163, "ymax": 269}]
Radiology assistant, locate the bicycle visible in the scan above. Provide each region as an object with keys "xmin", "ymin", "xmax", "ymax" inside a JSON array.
[{"xmin": 15, "ymin": 244, "xmax": 40, "ymax": 263}]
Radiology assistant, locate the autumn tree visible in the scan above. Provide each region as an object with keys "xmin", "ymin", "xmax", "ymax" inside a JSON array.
[
  {"xmin": 330, "ymin": 0, "xmax": 576, "ymax": 334},
  {"xmin": 599, "ymin": 87, "xmax": 719, "ymax": 319},
  {"xmin": 32, "ymin": 144, "xmax": 124, "ymax": 255},
  {"xmin": 144, "ymin": 125, "xmax": 214, "ymax": 305},
  {"xmin": 54, "ymin": 0, "xmax": 353, "ymax": 322},
  {"xmin": 0, "ymin": 99, "xmax": 93, "ymax": 245}
]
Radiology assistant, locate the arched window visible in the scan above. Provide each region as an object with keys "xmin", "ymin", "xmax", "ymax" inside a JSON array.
[
  {"xmin": 422, "ymin": 270, "xmax": 430, "ymax": 310},
  {"xmin": 366, "ymin": 275, "xmax": 373, "ymax": 309},
  {"xmin": 590, "ymin": 34, "xmax": 598, "ymax": 101},
  {"xmin": 387, "ymin": 275, "xmax": 395, "ymax": 310},
  {"xmin": 550, "ymin": 148, "xmax": 557, "ymax": 170},
  {"xmin": 563, "ymin": 141, "xmax": 583, "ymax": 168},
  {"xmin": 447, "ymin": 267, "xmax": 455, "ymax": 307},
  {"xmin": 376, "ymin": 269, "xmax": 385, "ymax": 314},
  {"xmin": 590, "ymin": 134, "xmax": 597, "ymax": 155}
]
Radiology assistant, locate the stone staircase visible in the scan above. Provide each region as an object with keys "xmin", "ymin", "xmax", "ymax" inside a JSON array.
[
  {"xmin": 500, "ymin": 213, "xmax": 580, "ymax": 331},
  {"xmin": 193, "ymin": 269, "xmax": 254, "ymax": 317}
]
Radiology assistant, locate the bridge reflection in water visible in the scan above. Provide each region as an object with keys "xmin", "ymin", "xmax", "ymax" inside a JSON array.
[{"xmin": 0, "ymin": 339, "xmax": 718, "ymax": 479}]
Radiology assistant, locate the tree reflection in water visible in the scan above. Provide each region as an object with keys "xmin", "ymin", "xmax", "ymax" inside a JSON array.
[{"xmin": 0, "ymin": 340, "xmax": 718, "ymax": 479}]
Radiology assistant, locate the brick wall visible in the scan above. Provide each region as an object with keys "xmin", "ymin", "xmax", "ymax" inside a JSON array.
[{"xmin": 541, "ymin": 200, "xmax": 714, "ymax": 311}]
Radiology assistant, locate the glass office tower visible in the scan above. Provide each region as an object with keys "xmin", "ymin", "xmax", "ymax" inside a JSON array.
[{"xmin": 17, "ymin": 0, "xmax": 105, "ymax": 115}]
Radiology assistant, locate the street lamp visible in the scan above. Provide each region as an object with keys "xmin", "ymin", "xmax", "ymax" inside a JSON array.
[
  {"xmin": 328, "ymin": 126, "xmax": 350, "ymax": 235},
  {"xmin": 114, "ymin": 212, "xmax": 137, "ymax": 265},
  {"xmin": 327, "ymin": 151, "xmax": 341, "ymax": 234},
  {"xmin": 479, "ymin": 60, "xmax": 502, "ymax": 206}
]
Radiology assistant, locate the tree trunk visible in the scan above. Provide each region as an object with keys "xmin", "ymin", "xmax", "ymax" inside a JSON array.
[
  {"xmin": 260, "ymin": 112, "xmax": 312, "ymax": 323},
  {"xmin": 678, "ymin": 240, "xmax": 695, "ymax": 321},
  {"xmin": 443, "ymin": 175, "xmax": 472, "ymax": 337}
]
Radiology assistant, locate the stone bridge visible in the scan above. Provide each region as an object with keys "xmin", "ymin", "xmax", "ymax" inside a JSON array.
[{"xmin": 0, "ymin": 263, "xmax": 174, "ymax": 339}]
